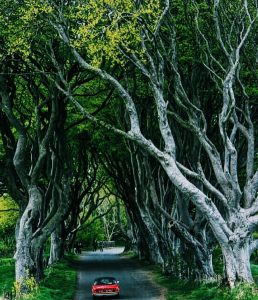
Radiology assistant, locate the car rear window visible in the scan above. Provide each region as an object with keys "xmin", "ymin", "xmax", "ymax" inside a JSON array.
[{"xmin": 94, "ymin": 278, "xmax": 117, "ymax": 285}]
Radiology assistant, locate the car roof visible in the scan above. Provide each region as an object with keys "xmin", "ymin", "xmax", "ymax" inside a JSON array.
[{"xmin": 94, "ymin": 276, "xmax": 117, "ymax": 281}]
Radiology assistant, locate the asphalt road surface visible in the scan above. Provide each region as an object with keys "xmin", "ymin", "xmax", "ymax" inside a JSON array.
[{"xmin": 73, "ymin": 247, "xmax": 165, "ymax": 300}]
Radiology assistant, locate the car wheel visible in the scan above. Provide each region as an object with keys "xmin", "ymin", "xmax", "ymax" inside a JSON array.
[
  {"xmin": 116, "ymin": 294, "xmax": 120, "ymax": 299},
  {"xmin": 92, "ymin": 296, "xmax": 96, "ymax": 299}
]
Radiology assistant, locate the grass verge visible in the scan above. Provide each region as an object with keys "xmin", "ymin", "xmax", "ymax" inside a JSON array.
[
  {"xmin": 150, "ymin": 264, "xmax": 258, "ymax": 300},
  {"xmin": 29, "ymin": 258, "xmax": 77, "ymax": 300},
  {"xmin": 0, "ymin": 258, "xmax": 15, "ymax": 295},
  {"xmin": 0, "ymin": 257, "xmax": 77, "ymax": 300}
]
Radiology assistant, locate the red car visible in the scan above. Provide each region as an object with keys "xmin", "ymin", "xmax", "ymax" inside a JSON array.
[{"xmin": 92, "ymin": 276, "xmax": 120, "ymax": 299}]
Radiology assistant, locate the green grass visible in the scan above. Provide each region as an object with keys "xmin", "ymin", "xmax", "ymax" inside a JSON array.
[
  {"xmin": 29, "ymin": 259, "xmax": 77, "ymax": 300},
  {"xmin": 0, "ymin": 257, "xmax": 77, "ymax": 300},
  {"xmin": 120, "ymin": 250, "xmax": 137, "ymax": 258},
  {"xmin": 0, "ymin": 258, "xmax": 15, "ymax": 295},
  {"xmin": 252, "ymin": 264, "xmax": 258, "ymax": 283},
  {"xmin": 143, "ymin": 262, "xmax": 258, "ymax": 300}
]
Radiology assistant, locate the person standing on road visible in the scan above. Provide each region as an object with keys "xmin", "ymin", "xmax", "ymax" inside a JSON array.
[
  {"xmin": 93, "ymin": 239, "xmax": 97, "ymax": 251},
  {"xmin": 99, "ymin": 241, "xmax": 103, "ymax": 252}
]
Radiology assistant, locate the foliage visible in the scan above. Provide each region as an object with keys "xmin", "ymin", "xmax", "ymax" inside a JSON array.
[
  {"xmin": 77, "ymin": 196, "xmax": 128, "ymax": 248},
  {"xmin": 151, "ymin": 264, "xmax": 258, "ymax": 300},
  {"xmin": 21, "ymin": 259, "xmax": 76, "ymax": 300},
  {"xmin": 15, "ymin": 273, "xmax": 39, "ymax": 299},
  {"xmin": 0, "ymin": 0, "xmax": 54, "ymax": 58},
  {"xmin": 68, "ymin": 0, "xmax": 161, "ymax": 66},
  {"xmin": 96, "ymin": 197, "xmax": 119, "ymax": 241},
  {"xmin": 0, "ymin": 258, "xmax": 15, "ymax": 297},
  {"xmin": 0, "ymin": 195, "xmax": 18, "ymax": 257},
  {"xmin": 189, "ymin": 284, "xmax": 258, "ymax": 300},
  {"xmin": 77, "ymin": 217, "xmax": 105, "ymax": 249},
  {"xmin": 0, "ymin": 240, "xmax": 14, "ymax": 258},
  {"xmin": 0, "ymin": 195, "xmax": 18, "ymax": 231},
  {"xmin": 0, "ymin": 258, "xmax": 76, "ymax": 300},
  {"xmin": 0, "ymin": 0, "xmax": 162, "ymax": 66}
]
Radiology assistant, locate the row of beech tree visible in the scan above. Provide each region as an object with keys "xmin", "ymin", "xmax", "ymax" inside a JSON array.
[
  {"xmin": 0, "ymin": 63, "xmax": 114, "ymax": 282},
  {"xmin": 0, "ymin": 0, "xmax": 258, "ymax": 291}
]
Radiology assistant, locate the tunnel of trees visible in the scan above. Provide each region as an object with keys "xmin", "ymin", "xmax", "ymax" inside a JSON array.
[{"xmin": 0, "ymin": 0, "xmax": 258, "ymax": 294}]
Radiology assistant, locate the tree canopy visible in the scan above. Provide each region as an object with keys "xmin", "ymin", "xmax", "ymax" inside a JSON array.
[{"xmin": 0, "ymin": 0, "xmax": 258, "ymax": 293}]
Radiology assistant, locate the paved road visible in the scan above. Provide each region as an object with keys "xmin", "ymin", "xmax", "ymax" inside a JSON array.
[{"xmin": 73, "ymin": 247, "xmax": 165, "ymax": 300}]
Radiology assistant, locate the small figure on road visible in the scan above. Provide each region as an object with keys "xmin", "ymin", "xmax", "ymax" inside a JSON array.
[
  {"xmin": 93, "ymin": 239, "xmax": 97, "ymax": 251},
  {"xmin": 78, "ymin": 241, "xmax": 82, "ymax": 254},
  {"xmin": 73, "ymin": 243, "xmax": 78, "ymax": 254},
  {"xmin": 99, "ymin": 241, "xmax": 104, "ymax": 252}
]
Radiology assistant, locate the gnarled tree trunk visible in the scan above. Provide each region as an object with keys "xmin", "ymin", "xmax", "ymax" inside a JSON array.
[
  {"xmin": 221, "ymin": 237, "xmax": 253, "ymax": 287},
  {"xmin": 49, "ymin": 225, "xmax": 64, "ymax": 265},
  {"xmin": 15, "ymin": 186, "xmax": 44, "ymax": 284}
]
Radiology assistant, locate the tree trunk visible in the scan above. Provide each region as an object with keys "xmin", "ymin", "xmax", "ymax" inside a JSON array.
[
  {"xmin": 15, "ymin": 239, "xmax": 34, "ymax": 290},
  {"xmin": 195, "ymin": 250, "xmax": 215, "ymax": 280},
  {"xmin": 31, "ymin": 244, "xmax": 44, "ymax": 281},
  {"xmin": 130, "ymin": 200, "xmax": 164, "ymax": 265},
  {"xmin": 221, "ymin": 239, "xmax": 253, "ymax": 288},
  {"xmin": 14, "ymin": 186, "xmax": 43, "ymax": 286},
  {"xmin": 49, "ymin": 226, "xmax": 64, "ymax": 265},
  {"xmin": 15, "ymin": 234, "xmax": 45, "ymax": 288}
]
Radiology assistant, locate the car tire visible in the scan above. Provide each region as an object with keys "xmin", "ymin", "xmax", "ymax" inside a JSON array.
[
  {"xmin": 116, "ymin": 294, "xmax": 120, "ymax": 299},
  {"xmin": 92, "ymin": 296, "xmax": 96, "ymax": 299}
]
